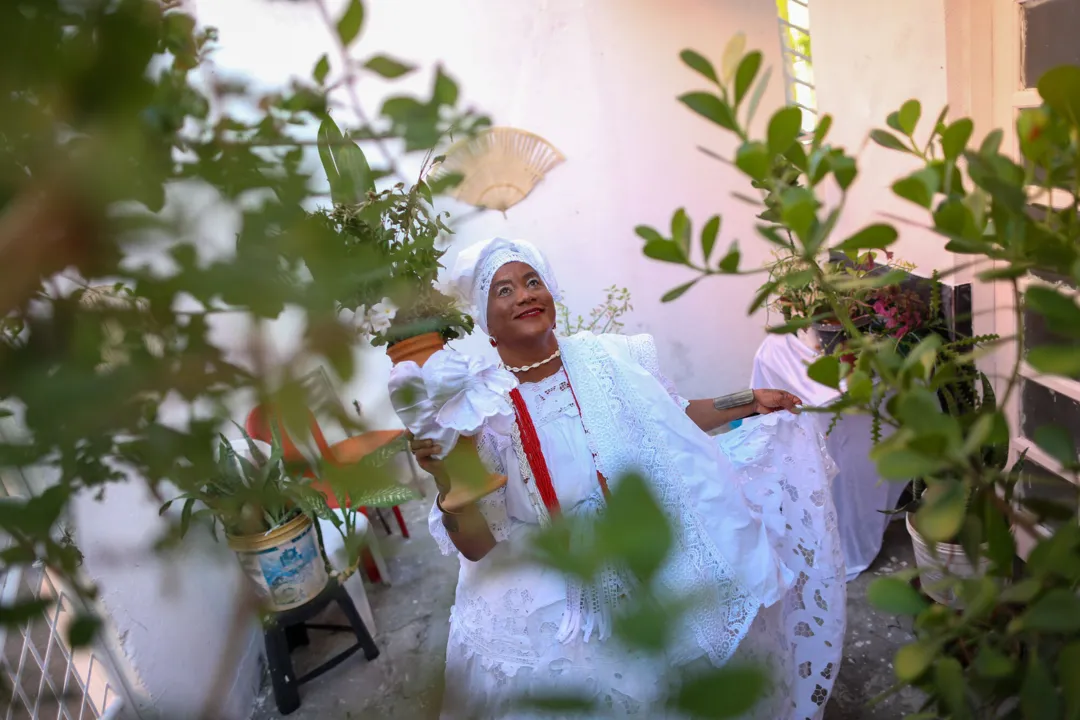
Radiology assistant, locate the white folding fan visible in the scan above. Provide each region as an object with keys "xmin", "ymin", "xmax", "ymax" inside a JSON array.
[{"xmin": 432, "ymin": 127, "xmax": 565, "ymax": 212}]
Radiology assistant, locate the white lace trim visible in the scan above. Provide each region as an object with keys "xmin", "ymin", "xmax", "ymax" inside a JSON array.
[
  {"xmin": 518, "ymin": 372, "xmax": 578, "ymax": 427},
  {"xmin": 559, "ymin": 332, "xmax": 760, "ymax": 667},
  {"xmin": 625, "ymin": 333, "xmax": 690, "ymax": 410}
]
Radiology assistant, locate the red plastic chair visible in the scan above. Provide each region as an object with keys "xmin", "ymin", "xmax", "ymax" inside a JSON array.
[{"xmin": 244, "ymin": 404, "xmax": 411, "ymax": 538}]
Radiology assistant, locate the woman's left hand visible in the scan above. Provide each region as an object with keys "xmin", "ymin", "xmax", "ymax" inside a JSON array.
[{"xmin": 752, "ymin": 389, "xmax": 803, "ymax": 415}]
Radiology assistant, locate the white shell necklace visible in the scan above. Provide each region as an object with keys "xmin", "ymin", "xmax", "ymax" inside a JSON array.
[{"xmin": 503, "ymin": 349, "xmax": 561, "ymax": 374}]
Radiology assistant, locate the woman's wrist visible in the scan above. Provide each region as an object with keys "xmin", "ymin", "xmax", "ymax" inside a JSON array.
[{"xmin": 712, "ymin": 389, "xmax": 755, "ymax": 413}]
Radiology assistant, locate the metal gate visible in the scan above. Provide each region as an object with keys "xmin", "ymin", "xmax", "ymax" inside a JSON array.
[{"xmin": 1, "ymin": 450, "xmax": 140, "ymax": 720}]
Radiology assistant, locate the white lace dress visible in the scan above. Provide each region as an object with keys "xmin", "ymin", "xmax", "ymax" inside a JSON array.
[{"xmin": 429, "ymin": 335, "xmax": 845, "ymax": 719}]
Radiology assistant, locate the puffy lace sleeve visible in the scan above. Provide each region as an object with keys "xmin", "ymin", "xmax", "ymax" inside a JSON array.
[
  {"xmin": 427, "ymin": 426, "xmax": 512, "ymax": 557},
  {"xmin": 625, "ymin": 333, "xmax": 690, "ymax": 410}
]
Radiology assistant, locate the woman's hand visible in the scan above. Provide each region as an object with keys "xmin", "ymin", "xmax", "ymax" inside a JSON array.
[
  {"xmin": 751, "ymin": 389, "xmax": 803, "ymax": 415},
  {"xmin": 408, "ymin": 434, "xmax": 451, "ymax": 493}
]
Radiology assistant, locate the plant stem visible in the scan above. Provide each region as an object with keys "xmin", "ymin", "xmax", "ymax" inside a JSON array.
[{"xmin": 312, "ymin": 0, "xmax": 407, "ymax": 183}]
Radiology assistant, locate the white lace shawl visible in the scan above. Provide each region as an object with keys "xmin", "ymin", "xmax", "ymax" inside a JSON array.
[{"xmin": 428, "ymin": 332, "xmax": 794, "ymax": 667}]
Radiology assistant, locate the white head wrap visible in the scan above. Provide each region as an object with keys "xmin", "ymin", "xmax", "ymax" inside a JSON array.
[{"xmin": 447, "ymin": 237, "xmax": 562, "ymax": 334}]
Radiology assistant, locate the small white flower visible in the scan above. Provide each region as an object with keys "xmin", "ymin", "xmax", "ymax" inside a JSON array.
[{"xmin": 367, "ymin": 299, "xmax": 398, "ymax": 334}]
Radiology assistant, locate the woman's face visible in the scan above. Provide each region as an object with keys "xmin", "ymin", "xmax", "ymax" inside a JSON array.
[{"xmin": 485, "ymin": 261, "xmax": 556, "ymax": 345}]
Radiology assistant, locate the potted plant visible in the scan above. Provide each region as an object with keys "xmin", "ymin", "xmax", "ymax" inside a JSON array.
[
  {"xmin": 307, "ymin": 116, "xmax": 473, "ymax": 369},
  {"xmin": 162, "ymin": 429, "xmax": 340, "ymax": 612},
  {"xmin": 898, "ymin": 370, "xmax": 1009, "ymax": 606},
  {"xmin": 811, "ymin": 250, "xmax": 919, "ymax": 355}
]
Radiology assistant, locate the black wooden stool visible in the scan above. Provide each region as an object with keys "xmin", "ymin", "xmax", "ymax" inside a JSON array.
[{"xmin": 263, "ymin": 577, "xmax": 379, "ymax": 715}]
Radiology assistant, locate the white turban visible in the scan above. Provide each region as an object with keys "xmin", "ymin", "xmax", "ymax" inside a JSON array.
[{"xmin": 447, "ymin": 237, "xmax": 562, "ymax": 334}]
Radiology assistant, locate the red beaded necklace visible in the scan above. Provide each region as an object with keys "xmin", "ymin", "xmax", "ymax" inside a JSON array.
[{"xmin": 508, "ymin": 368, "xmax": 610, "ymax": 517}]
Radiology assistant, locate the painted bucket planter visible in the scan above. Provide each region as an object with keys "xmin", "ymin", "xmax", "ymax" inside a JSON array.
[{"xmin": 227, "ymin": 513, "xmax": 328, "ymax": 611}]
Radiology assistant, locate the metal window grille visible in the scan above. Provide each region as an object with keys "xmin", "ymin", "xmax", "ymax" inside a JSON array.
[
  {"xmin": 1, "ymin": 463, "xmax": 137, "ymax": 719},
  {"xmin": 776, "ymin": 0, "xmax": 818, "ymax": 132}
]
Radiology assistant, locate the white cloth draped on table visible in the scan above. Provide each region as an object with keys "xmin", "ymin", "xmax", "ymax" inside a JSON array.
[
  {"xmin": 750, "ymin": 333, "xmax": 906, "ymax": 580},
  {"xmin": 428, "ymin": 332, "xmax": 845, "ymax": 719}
]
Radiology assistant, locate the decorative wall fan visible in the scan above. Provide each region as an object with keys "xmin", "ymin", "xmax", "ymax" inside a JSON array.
[{"xmin": 432, "ymin": 127, "xmax": 564, "ymax": 212}]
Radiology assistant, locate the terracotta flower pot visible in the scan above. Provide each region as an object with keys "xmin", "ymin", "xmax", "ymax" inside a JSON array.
[{"xmin": 386, "ymin": 331, "xmax": 445, "ymax": 367}]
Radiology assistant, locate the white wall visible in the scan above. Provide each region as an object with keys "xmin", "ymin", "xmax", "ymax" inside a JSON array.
[
  {"xmin": 192, "ymin": 0, "xmax": 791, "ymax": 430},
  {"xmin": 72, "ymin": 478, "xmax": 264, "ymax": 720},
  {"xmin": 811, "ymin": 0, "xmax": 956, "ymax": 277}
]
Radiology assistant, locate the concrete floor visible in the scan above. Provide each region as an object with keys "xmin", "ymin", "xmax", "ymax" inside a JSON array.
[{"xmin": 251, "ymin": 495, "xmax": 925, "ymax": 720}]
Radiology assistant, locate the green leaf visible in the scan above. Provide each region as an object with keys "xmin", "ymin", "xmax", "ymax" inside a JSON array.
[
  {"xmin": 870, "ymin": 129, "xmax": 911, "ymax": 153},
  {"xmin": 335, "ymin": 0, "xmax": 365, "ymax": 46},
  {"xmin": 935, "ymin": 657, "xmax": 969, "ymax": 719},
  {"xmin": 1028, "ymin": 344, "xmax": 1080, "ymax": 377},
  {"xmin": 313, "ymin": 54, "xmax": 330, "ymax": 85},
  {"xmin": 873, "ymin": 448, "xmax": 946, "ymax": 481},
  {"xmin": 634, "ymin": 225, "xmax": 665, "ymax": 244},
  {"xmin": 1038, "ymin": 65, "xmax": 1080, "ymax": 126},
  {"xmin": 67, "ymin": 615, "xmax": 101, "ymax": 648},
  {"xmin": 0, "ymin": 598, "xmax": 51, "ymax": 625},
  {"xmin": 767, "ymin": 106, "xmax": 803, "ymax": 155},
  {"xmin": 981, "ymin": 129, "xmax": 1004, "ymax": 154},
  {"xmin": 717, "ymin": 242, "xmax": 740, "ymax": 273},
  {"xmin": 779, "ymin": 187, "xmax": 818, "ymax": 243},
  {"xmin": 317, "ymin": 116, "xmax": 374, "ymax": 204},
  {"xmin": 895, "ymin": 640, "xmax": 936, "ymax": 682},
  {"xmin": 1001, "ymin": 579, "xmax": 1042, "ymax": 604},
  {"xmin": 897, "ymin": 99, "xmax": 922, "ymax": 136},
  {"xmin": 1034, "ymin": 425, "xmax": 1077, "ymax": 467},
  {"xmin": 363, "ymin": 54, "xmax": 416, "ymax": 79},
  {"xmin": 807, "ymin": 356, "xmax": 841, "ymax": 389},
  {"xmin": 974, "ymin": 645, "xmax": 1016, "ymax": 679},
  {"xmin": 835, "ymin": 224, "xmax": 898, "ymax": 253},
  {"xmin": 735, "ymin": 141, "xmax": 771, "ymax": 181},
  {"xmin": 915, "ymin": 481, "xmax": 968, "ymax": 542},
  {"xmin": 670, "ymin": 663, "xmax": 766, "ymax": 719},
  {"xmin": 720, "ymin": 33, "xmax": 747, "ymax": 84},
  {"xmin": 812, "ymin": 115, "xmax": 833, "ymax": 148},
  {"xmin": 941, "ymin": 118, "xmax": 974, "ymax": 159},
  {"xmin": 1016, "ymin": 589, "xmax": 1080, "ymax": 633},
  {"xmin": 1026, "ymin": 285, "xmax": 1080, "ymax": 337},
  {"xmin": 847, "ymin": 370, "xmax": 872, "ymax": 402},
  {"xmin": 766, "ymin": 316, "xmax": 814, "ymax": 335},
  {"xmin": 671, "ymin": 208, "xmax": 691, "ymax": 258},
  {"xmin": 984, "ymin": 501, "xmax": 1016, "ymax": 574},
  {"xmin": 1059, "ymin": 642, "xmax": 1080, "ymax": 720},
  {"xmin": 701, "ymin": 216, "xmax": 721, "ymax": 263},
  {"xmin": 1021, "ymin": 654, "xmax": 1060, "ymax": 720},
  {"xmin": 745, "ymin": 67, "xmax": 773, "ymax": 126},
  {"xmin": 180, "ymin": 496, "xmax": 196, "ymax": 537},
  {"xmin": 748, "ymin": 280, "xmax": 779, "ymax": 314},
  {"xmin": 892, "ymin": 168, "xmax": 940, "ymax": 208},
  {"xmin": 598, "ymin": 473, "xmax": 671, "ymax": 582},
  {"xmin": 515, "ymin": 693, "xmax": 596, "ymax": 715},
  {"xmin": 866, "ymin": 577, "xmax": 929, "ymax": 615},
  {"xmin": 831, "ymin": 154, "xmax": 857, "ymax": 190},
  {"xmin": 643, "ymin": 240, "xmax": 687, "ymax": 265},
  {"xmin": 679, "ymin": 92, "xmax": 736, "ymax": 131},
  {"xmin": 613, "ymin": 598, "xmax": 671, "ymax": 652},
  {"xmin": 680, "ymin": 49, "xmax": 719, "ymax": 84},
  {"xmin": 433, "ymin": 67, "xmax": 459, "ymax": 105},
  {"xmin": 661, "ymin": 280, "xmax": 699, "ymax": 303},
  {"xmin": 733, "ymin": 51, "xmax": 762, "ymax": 105}
]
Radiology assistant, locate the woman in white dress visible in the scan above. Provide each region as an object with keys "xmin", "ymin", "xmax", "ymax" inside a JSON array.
[{"xmin": 410, "ymin": 238, "xmax": 846, "ymax": 719}]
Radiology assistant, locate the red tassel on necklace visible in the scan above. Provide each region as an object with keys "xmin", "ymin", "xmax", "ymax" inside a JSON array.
[{"xmin": 510, "ymin": 387, "xmax": 561, "ymax": 515}]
